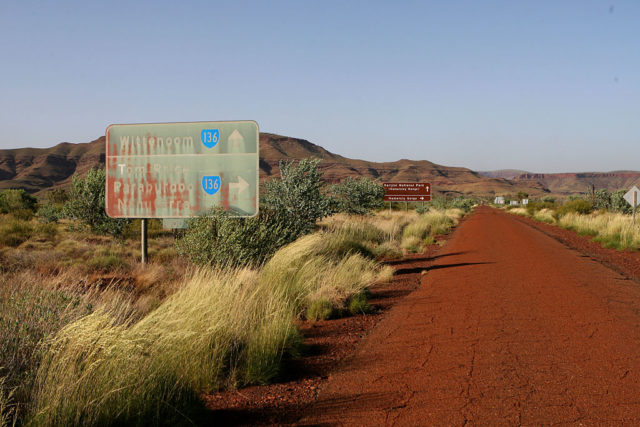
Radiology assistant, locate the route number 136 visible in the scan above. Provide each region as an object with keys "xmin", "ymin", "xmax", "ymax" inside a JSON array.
[{"xmin": 202, "ymin": 176, "xmax": 221, "ymax": 195}]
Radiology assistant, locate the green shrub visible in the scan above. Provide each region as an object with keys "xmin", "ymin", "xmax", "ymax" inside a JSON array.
[
  {"xmin": 430, "ymin": 197, "xmax": 476, "ymax": 212},
  {"xmin": 306, "ymin": 299, "xmax": 334, "ymax": 321},
  {"xmin": 178, "ymin": 158, "xmax": 332, "ymax": 267},
  {"xmin": 525, "ymin": 201, "xmax": 556, "ymax": 215},
  {"xmin": 36, "ymin": 203, "xmax": 65, "ymax": 224},
  {"xmin": 176, "ymin": 208, "xmax": 295, "ymax": 267},
  {"xmin": 348, "ymin": 291, "xmax": 372, "ymax": 315},
  {"xmin": 262, "ymin": 158, "xmax": 332, "ymax": 237},
  {"xmin": 64, "ymin": 168, "xmax": 130, "ymax": 236},
  {"xmin": 557, "ymin": 199, "xmax": 592, "ymax": 217},
  {"xmin": 0, "ymin": 189, "xmax": 37, "ymax": 215},
  {"xmin": 329, "ymin": 177, "xmax": 385, "ymax": 215},
  {"xmin": 611, "ymin": 190, "xmax": 632, "ymax": 214}
]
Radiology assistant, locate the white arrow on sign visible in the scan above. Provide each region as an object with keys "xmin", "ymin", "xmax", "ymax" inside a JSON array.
[
  {"xmin": 228, "ymin": 129, "xmax": 245, "ymax": 153},
  {"xmin": 624, "ymin": 186, "xmax": 640, "ymax": 207},
  {"xmin": 230, "ymin": 176, "xmax": 249, "ymax": 194}
]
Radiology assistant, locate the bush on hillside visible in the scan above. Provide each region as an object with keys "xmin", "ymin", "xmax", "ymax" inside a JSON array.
[
  {"xmin": 329, "ymin": 177, "xmax": 385, "ymax": 215},
  {"xmin": 64, "ymin": 168, "xmax": 130, "ymax": 235}
]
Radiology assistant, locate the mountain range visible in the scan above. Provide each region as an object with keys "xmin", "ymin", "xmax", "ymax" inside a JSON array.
[{"xmin": 0, "ymin": 133, "xmax": 637, "ymax": 198}]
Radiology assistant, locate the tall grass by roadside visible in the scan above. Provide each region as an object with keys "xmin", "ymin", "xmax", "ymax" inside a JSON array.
[
  {"xmin": 260, "ymin": 233, "xmax": 393, "ymax": 320},
  {"xmin": 5, "ymin": 207, "xmax": 466, "ymax": 425},
  {"xmin": 558, "ymin": 212, "xmax": 640, "ymax": 250},
  {"xmin": 505, "ymin": 202, "xmax": 640, "ymax": 251},
  {"xmin": 29, "ymin": 268, "xmax": 299, "ymax": 426},
  {"xmin": 0, "ymin": 274, "xmax": 94, "ymax": 421},
  {"xmin": 320, "ymin": 208, "xmax": 464, "ymax": 257}
]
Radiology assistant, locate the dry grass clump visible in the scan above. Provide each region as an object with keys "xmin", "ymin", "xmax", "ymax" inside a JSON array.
[
  {"xmin": 320, "ymin": 209, "xmax": 462, "ymax": 259},
  {"xmin": 260, "ymin": 233, "xmax": 393, "ymax": 320},
  {"xmin": 29, "ymin": 268, "xmax": 298, "ymax": 426},
  {"xmin": 0, "ymin": 273, "xmax": 94, "ymax": 420},
  {"xmin": 400, "ymin": 209, "xmax": 460, "ymax": 253},
  {"xmin": 0, "ymin": 375, "xmax": 16, "ymax": 427},
  {"xmin": 533, "ymin": 208, "xmax": 555, "ymax": 223},
  {"xmin": 507, "ymin": 207, "xmax": 530, "ymax": 217},
  {"xmin": 558, "ymin": 212, "xmax": 640, "ymax": 250},
  {"xmin": 0, "ymin": 218, "xmax": 34, "ymax": 247}
]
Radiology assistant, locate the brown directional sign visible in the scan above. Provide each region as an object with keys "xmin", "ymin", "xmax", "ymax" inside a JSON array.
[{"xmin": 383, "ymin": 182, "xmax": 431, "ymax": 202}]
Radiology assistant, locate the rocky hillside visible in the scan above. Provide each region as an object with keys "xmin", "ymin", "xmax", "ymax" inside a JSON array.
[{"xmin": 0, "ymin": 133, "xmax": 547, "ymax": 197}]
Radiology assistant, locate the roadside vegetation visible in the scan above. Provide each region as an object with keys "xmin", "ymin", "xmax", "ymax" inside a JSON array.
[
  {"xmin": 0, "ymin": 161, "xmax": 470, "ymax": 426},
  {"xmin": 501, "ymin": 190, "xmax": 640, "ymax": 251}
]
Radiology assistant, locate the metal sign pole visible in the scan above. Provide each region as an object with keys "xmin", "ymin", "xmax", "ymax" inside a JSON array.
[
  {"xmin": 634, "ymin": 192, "xmax": 637, "ymax": 224},
  {"xmin": 141, "ymin": 218, "xmax": 148, "ymax": 264}
]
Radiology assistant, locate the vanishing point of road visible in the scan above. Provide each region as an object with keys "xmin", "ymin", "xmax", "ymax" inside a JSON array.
[{"xmin": 300, "ymin": 207, "xmax": 640, "ymax": 425}]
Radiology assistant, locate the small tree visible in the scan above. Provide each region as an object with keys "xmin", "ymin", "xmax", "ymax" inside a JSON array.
[
  {"xmin": 611, "ymin": 189, "xmax": 632, "ymax": 214},
  {"xmin": 262, "ymin": 158, "xmax": 332, "ymax": 237},
  {"xmin": 330, "ymin": 177, "xmax": 385, "ymax": 215},
  {"xmin": 592, "ymin": 189, "xmax": 611, "ymax": 211},
  {"xmin": 65, "ymin": 168, "xmax": 129, "ymax": 235}
]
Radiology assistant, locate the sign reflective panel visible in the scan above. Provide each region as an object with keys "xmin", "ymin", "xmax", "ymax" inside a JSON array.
[
  {"xmin": 105, "ymin": 121, "xmax": 259, "ymax": 218},
  {"xmin": 383, "ymin": 182, "xmax": 431, "ymax": 202},
  {"xmin": 624, "ymin": 186, "xmax": 640, "ymax": 208}
]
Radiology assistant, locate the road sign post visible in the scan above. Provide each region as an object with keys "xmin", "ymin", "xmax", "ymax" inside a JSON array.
[
  {"xmin": 105, "ymin": 121, "xmax": 259, "ymax": 262},
  {"xmin": 141, "ymin": 218, "xmax": 148, "ymax": 264}
]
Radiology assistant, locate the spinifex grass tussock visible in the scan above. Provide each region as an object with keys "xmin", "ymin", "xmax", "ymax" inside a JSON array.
[
  {"xmin": 0, "ymin": 273, "xmax": 95, "ymax": 420},
  {"xmin": 400, "ymin": 209, "xmax": 459, "ymax": 252},
  {"xmin": 0, "ymin": 218, "xmax": 34, "ymax": 247},
  {"xmin": 29, "ymin": 267, "xmax": 298, "ymax": 426},
  {"xmin": 260, "ymin": 233, "xmax": 393, "ymax": 319},
  {"xmin": 558, "ymin": 212, "xmax": 640, "ymax": 250},
  {"xmin": 533, "ymin": 208, "xmax": 555, "ymax": 224},
  {"xmin": 507, "ymin": 207, "xmax": 529, "ymax": 217}
]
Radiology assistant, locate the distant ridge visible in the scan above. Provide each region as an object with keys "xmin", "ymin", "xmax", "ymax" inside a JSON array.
[
  {"xmin": 1, "ymin": 132, "xmax": 607, "ymax": 198},
  {"xmin": 511, "ymin": 171, "xmax": 640, "ymax": 194},
  {"xmin": 478, "ymin": 169, "xmax": 529, "ymax": 180}
]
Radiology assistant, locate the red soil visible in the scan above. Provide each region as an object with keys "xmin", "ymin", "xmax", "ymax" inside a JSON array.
[
  {"xmin": 202, "ymin": 230, "xmax": 458, "ymax": 425},
  {"xmin": 205, "ymin": 207, "xmax": 640, "ymax": 425},
  {"xmin": 299, "ymin": 207, "xmax": 640, "ymax": 425}
]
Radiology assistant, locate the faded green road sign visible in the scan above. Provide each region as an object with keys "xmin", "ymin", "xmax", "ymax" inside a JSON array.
[{"xmin": 105, "ymin": 121, "xmax": 259, "ymax": 218}]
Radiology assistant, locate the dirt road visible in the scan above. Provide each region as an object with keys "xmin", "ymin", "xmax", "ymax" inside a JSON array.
[{"xmin": 299, "ymin": 207, "xmax": 640, "ymax": 425}]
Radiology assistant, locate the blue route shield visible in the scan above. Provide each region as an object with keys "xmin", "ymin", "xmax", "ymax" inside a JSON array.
[{"xmin": 202, "ymin": 176, "xmax": 221, "ymax": 195}]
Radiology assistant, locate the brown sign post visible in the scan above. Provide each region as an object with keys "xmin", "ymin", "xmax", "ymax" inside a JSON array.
[{"xmin": 383, "ymin": 182, "xmax": 431, "ymax": 211}]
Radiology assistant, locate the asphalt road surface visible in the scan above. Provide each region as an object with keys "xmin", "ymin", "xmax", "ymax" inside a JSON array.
[{"xmin": 299, "ymin": 207, "xmax": 640, "ymax": 426}]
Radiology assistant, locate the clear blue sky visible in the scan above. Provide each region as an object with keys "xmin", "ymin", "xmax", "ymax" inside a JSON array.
[{"xmin": 1, "ymin": 0, "xmax": 638, "ymax": 172}]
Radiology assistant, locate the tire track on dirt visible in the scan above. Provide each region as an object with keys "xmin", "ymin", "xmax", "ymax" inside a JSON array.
[{"xmin": 298, "ymin": 206, "xmax": 640, "ymax": 425}]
